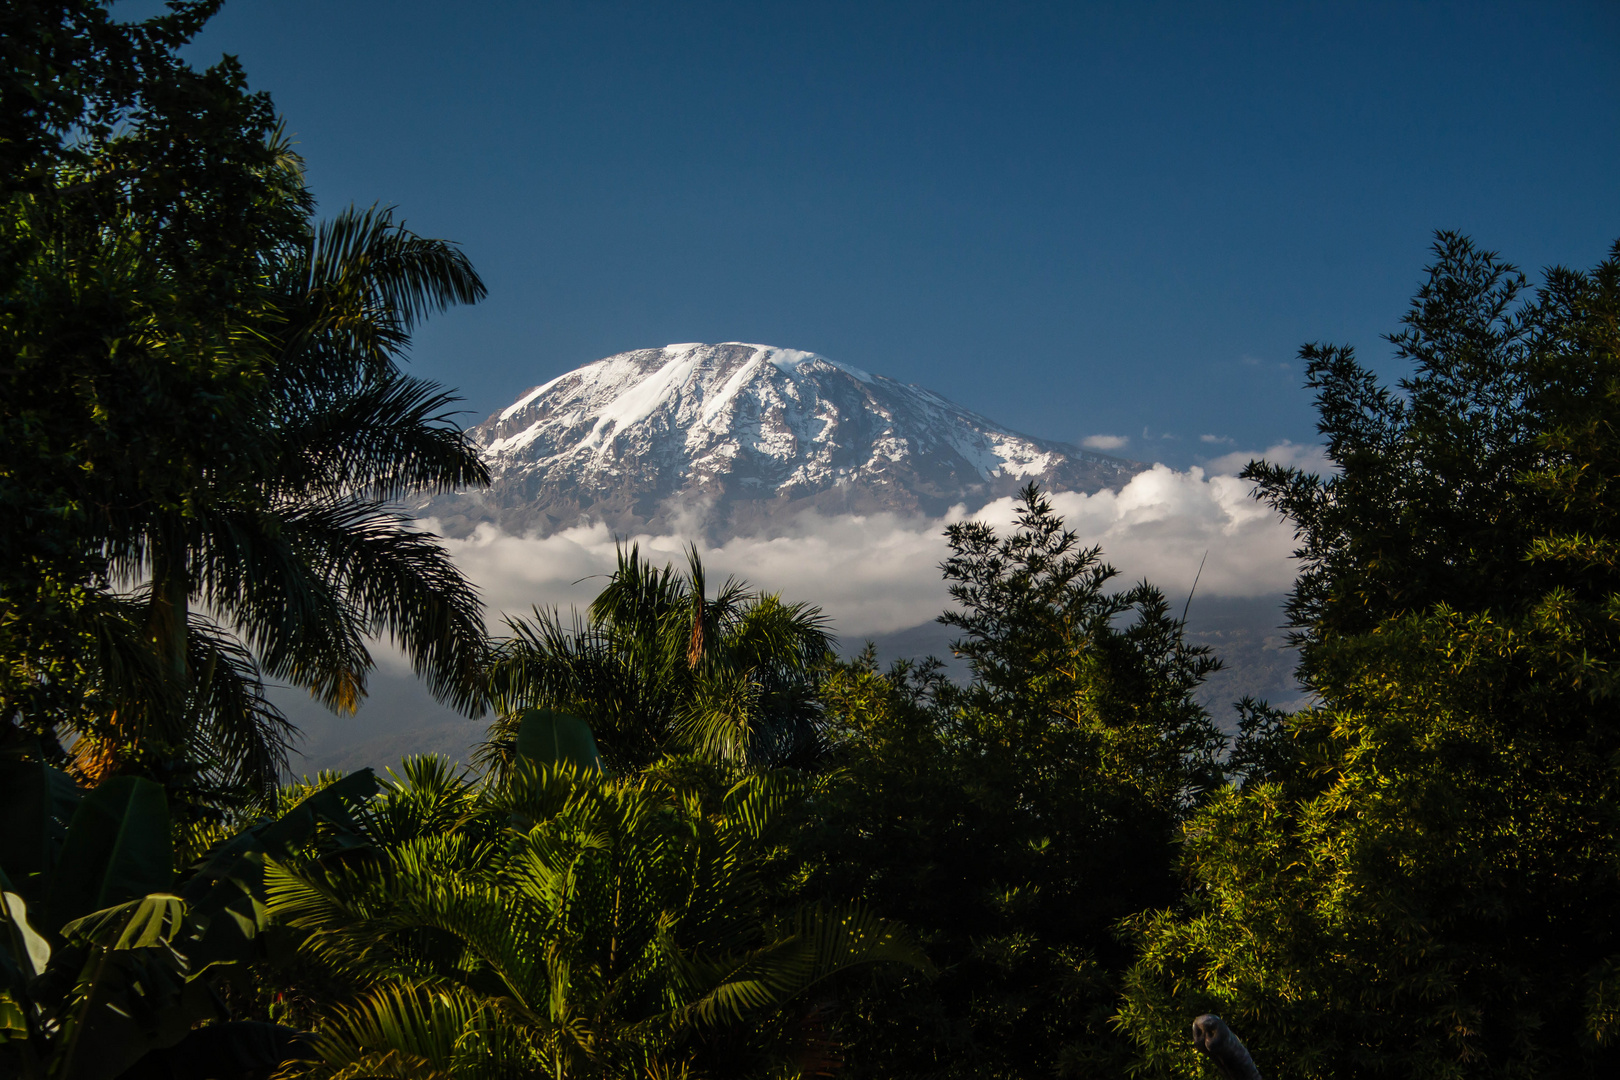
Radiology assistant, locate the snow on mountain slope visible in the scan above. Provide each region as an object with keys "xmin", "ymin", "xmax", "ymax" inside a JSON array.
[{"xmin": 419, "ymin": 342, "xmax": 1141, "ymax": 540}]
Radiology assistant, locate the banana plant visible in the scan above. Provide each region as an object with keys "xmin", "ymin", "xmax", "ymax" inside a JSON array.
[{"xmin": 0, "ymin": 755, "xmax": 376, "ymax": 1080}]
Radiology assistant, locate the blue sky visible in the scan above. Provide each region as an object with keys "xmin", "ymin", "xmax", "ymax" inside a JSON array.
[{"xmin": 175, "ymin": 0, "xmax": 1617, "ymax": 467}]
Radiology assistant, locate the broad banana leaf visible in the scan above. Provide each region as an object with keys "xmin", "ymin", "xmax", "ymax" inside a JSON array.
[
  {"xmin": 0, "ymin": 769, "xmax": 378, "ymax": 1080},
  {"xmin": 177, "ymin": 768, "xmax": 377, "ymax": 971},
  {"xmin": 62, "ymin": 894, "xmax": 186, "ymax": 951},
  {"xmin": 49, "ymin": 895, "xmax": 223, "ymax": 1080},
  {"xmin": 1, "ymin": 893, "xmax": 51, "ymax": 978},
  {"xmin": 0, "ymin": 758, "xmax": 82, "ymax": 894},
  {"xmin": 50, "ymin": 950, "xmax": 219, "ymax": 1080},
  {"xmin": 46, "ymin": 777, "xmax": 171, "ymax": 931},
  {"xmin": 515, "ymin": 708, "xmax": 603, "ymax": 772}
]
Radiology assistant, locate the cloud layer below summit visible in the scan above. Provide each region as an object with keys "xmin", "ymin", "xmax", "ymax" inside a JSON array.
[{"xmin": 429, "ymin": 443, "xmax": 1328, "ymax": 640}]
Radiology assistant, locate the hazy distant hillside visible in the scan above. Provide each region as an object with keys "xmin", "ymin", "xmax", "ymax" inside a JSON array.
[{"xmin": 272, "ymin": 594, "xmax": 1303, "ymax": 775}]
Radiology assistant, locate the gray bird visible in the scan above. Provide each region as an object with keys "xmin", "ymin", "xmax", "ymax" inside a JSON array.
[{"xmin": 1192, "ymin": 1014, "xmax": 1261, "ymax": 1080}]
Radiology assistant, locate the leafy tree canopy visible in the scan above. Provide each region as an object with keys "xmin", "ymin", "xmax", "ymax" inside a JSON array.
[
  {"xmin": 1, "ymin": 1, "xmax": 492, "ymax": 809},
  {"xmin": 800, "ymin": 485, "xmax": 1225, "ymax": 1078},
  {"xmin": 1120, "ymin": 235, "xmax": 1620, "ymax": 1079}
]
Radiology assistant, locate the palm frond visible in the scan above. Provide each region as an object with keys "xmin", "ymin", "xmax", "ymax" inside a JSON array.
[
  {"xmin": 360, "ymin": 756, "xmax": 485, "ymax": 848},
  {"xmin": 491, "ymin": 546, "xmax": 832, "ymax": 772},
  {"xmin": 294, "ymin": 982, "xmax": 505, "ymax": 1080},
  {"xmin": 273, "ymin": 837, "xmax": 552, "ymax": 1010},
  {"xmin": 265, "ymin": 761, "xmax": 929, "ymax": 1079},
  {"xmin": 183, "ymin": 614, "xmax": 294, "ymax": 800},
  {"xmin": 684, "ymin": 905, "xmax": 931, "ymax": 1029},
  {"xmin": 672, "ymin": 665, "xmax": 761, "ymax": 764},
  {"xmin": 187, "ymin": 503, "xmax": 373, "ymax": 713},
  {"xmin": 270, "ymin": 370, "xmax": 488, "ymax": 503},
  {"xmin": 82, "ymin": 589, "xmax": 182, "ymax": 740},
  {"xmin": 721, "ymin": 771, "xmax": 810, "ymax": 842},
  {"xmin": 281, "ymin": 206, "xmax": 485, "ymax": 382},
  {"xmin": 482, "ymin": 608, "xmax": 670, "ymax": 775},
  {"xmin": 210, "ymin": 498, "xmax": 486, "ymax": 714}
]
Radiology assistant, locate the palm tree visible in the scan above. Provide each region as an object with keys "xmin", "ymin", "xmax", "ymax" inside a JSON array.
[
  {"xmin": 266, "ymin": 756, "xmax": 928, "ymax": 1079},
  {"xmin": 484, "ymin": 545, "xmax": 832, "ymax": 776},
  {"xmin": 70, "ymin": 202, "xmax": 491, "ymax": 803}
]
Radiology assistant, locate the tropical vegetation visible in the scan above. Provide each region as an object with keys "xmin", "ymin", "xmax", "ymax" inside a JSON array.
[
  {"xmin": 1117, "ymin": 234, "xmax": 1620, "ymax": 1079},
  {"xmin": 0, "ymin": 751, "xmax": 377, "ymax": 1080},
  {"xmin": 1, "ymin": 0, "xmax": 489, "ymax": 815},
  {"xmin": 261, "ymin": 746, "xmax": 927, "ymax": 1079},
  {"xmin": 3, "ymin": 3, "xmax": 1619, "ymax": 1078},
  {"xmin": 485, "ymin": 545, "xmax": 831, "ymax": 776}
]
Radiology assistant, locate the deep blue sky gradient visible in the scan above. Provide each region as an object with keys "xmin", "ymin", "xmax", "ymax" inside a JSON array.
[{"xmin": 171, "ymin": 0, "xmax": 1618, "ymax": 466}]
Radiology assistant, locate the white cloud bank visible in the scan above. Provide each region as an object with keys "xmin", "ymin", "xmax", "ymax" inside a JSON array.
[
  {"xmin": 1202, "ymin": 440, "xmax": 1332, "ymax": 477},
  {"xmin": 432, "ymin": 445, "xmax": 1323, "ymax": 641},
  {"xmin": 1082, "ymin": 433, "xmax": 1129, "ymax": 450}
]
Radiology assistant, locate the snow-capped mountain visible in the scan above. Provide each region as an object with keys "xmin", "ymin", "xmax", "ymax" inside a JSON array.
[{"xmin": 419, "ymin": 342, "xmax": 1141, "ymax": 539}]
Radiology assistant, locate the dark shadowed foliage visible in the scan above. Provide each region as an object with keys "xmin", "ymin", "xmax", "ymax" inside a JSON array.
[
  {"xmin": 799, "ymin": 485, "xmax": 1225, "ymax": 1078},
  {"xmin": 1119, "ymin": 235, "xmax": 1620, "ymax": 1079},
  {"xmin": 484, "ymin": 545, "xmax": 832, "ymax": 775}
]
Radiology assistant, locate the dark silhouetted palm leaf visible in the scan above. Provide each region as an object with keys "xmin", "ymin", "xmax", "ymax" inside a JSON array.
[
  {"xmin": 64, "ymin": 204, "xmax": 490, "ymax": 802},
  {"xmin": 484, "ymin": 546, "xmax": 831, "ymax": 775}
]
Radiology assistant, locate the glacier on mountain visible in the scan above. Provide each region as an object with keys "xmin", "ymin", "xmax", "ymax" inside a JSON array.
[{"xmin": 418, "ymin": 342, "xmax": 1141, "ymax": 540}]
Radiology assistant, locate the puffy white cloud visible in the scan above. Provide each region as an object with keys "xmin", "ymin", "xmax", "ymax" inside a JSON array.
[
  {"xmin": 437, "ymin": 512, "xmax": 954, "ymax": 640},
  {"xmin": 1202, "ymin": 440, "xmax": 1334, "ymax": 477},
  {"xmin": 1082, "ymin": 433, "xmax": 1129, "ymax": 450},
  {"xmin": 428, "ymin": 454, "xmax": 1315, "ymax": 641}
]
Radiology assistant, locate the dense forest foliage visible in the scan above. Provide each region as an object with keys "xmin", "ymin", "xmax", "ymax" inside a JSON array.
[{"xmin": 3, "ymin": 3, "xmax": 1617, "ymax": 1078}]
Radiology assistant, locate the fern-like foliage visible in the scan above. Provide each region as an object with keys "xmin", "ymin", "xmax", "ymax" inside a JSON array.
[{"xmin": 267, "ymin": 756, "xmax": 928, "ymax": 1079}]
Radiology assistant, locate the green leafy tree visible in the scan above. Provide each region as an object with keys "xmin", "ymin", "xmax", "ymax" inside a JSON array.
[
  {"xmin": 1118, "ymin": 235, "xmax": 1620, "ymax": 1079},
  {"xmin": 800, "ymin": 485, "xmax": 1224, "ymax": 1078},
  {"xmin": 2, "ymin": 1, "xmax": 303, "ymax": 762},
  {"xmin": 1, "ymin": 2, "xmax": 491, "ymax": 805},
  {"xmin": 64, "ymin": 203, "xmax": 492, "ymax": 801},
  {"xmin": 485, "ymin": 545, "xmax": 832, "ymax": 775}
]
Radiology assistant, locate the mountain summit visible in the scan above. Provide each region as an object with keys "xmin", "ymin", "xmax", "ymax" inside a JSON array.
[{"xmin": 420, "ymin": 342, "xmax": 1140, "ymax": 539}]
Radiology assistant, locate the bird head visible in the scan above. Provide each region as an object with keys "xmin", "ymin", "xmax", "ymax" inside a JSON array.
[
  {"xmin": 1192, "ymin": 1013, "xmax": 1227, "ymax": 1054},
  {"xmin": 1192, "ymin": 1014, "xmax": 1261, "ymax": 1079}
]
